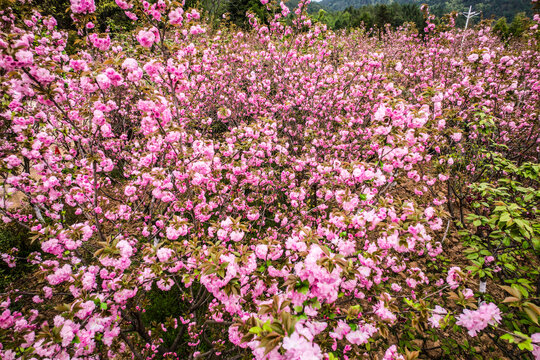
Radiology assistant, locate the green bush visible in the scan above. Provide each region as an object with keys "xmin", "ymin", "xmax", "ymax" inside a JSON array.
[{"xmin": 0, "ymin": 223, "xmax": 37, "ymax": 292}]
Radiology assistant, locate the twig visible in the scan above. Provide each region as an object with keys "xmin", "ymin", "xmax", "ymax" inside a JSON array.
[
  {"xmin": 441, "ymin": 219, "xmax": 451, "ymax": 244},
  {"xmin": 421, "ymin": 284, "xmax": 452, "ymax": 301},
  {"xmin": 120, "ymin": 332, "xmax": 145, "ymax": 360}
]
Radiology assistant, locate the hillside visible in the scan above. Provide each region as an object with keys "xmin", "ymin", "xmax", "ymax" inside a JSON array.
[{"xmin": 316, "ymin": 0, "xmax": 535, "ymax": 20}]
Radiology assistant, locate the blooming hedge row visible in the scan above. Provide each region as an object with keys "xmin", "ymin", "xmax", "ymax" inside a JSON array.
[{"xmin": 0, "ymin": 0, "xmax": 539, "ymax": 359}]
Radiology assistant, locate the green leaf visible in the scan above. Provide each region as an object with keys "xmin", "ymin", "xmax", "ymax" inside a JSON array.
[
  {"xmin": 503, "ymin": 262, "xmax": 516, "ymax": 270},
  {"xmin": 532, "ymin": 237, "xmax": 540, "ymax": 251},
  {"xmin": 249, "ymin": 326, "xmax": 262, "ymax": 335},
  {"xmin": 524, "ymin": 307, "xmax": 538, "ymax": 325},
  {"xmin": 100, "ymin": 302, "xmax": 108, "ymax": 310},
  {"xmin": 262, "ymin": 321, "xmax": 273, "ymax": 333},
  {"xmin": 499, "ymin": 212, "xmax": 511, "ymax": 223},
  {"xmin": 517, "ymin": 339, "xmax": 533, "ymax": 351},
  {"xmin": 500, "ymin": 286, "xmax": 521, "ymax": 299},
  {"xmin": 478, "ymin": 269, "xmax": 485, "ymax": 278},
  {"xmin": 500, "ymin": 333, "xmax": 515, "ymax": 343},
  {"xmin": 515, "ymin": 284, "xmax": 529, "ymax": 298}
]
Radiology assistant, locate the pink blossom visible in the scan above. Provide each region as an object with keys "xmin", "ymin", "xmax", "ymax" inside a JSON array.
[
  {"xmin": 166, "ymin": 226, "xmax": 182, "ymax": 240},
  {"xmin": 136, "ymin": 29, "xmax": 157, "ymax": 48},
  {"xmin": 81, "ymin": 272, "xmax": 96, "ymax": 290},
  {"xmin": 157, "ymin": 247, "xmax": 173, "ymax": 262},
  {"xmin": 122, "ymin": 58, "xmax": 139, "ymax": 72},
  {"xmin": 88, "ymin": 34, "xmax": 110, "ymax": 51},
  {"xmin": 254, "ymin": 244, "xmax": 268, "ymax": 259},
  {"xmin": 247, "ymin": 210, "xmax": 260, "ymax": 221},
  {"xmin": 75, "ymin": 300, "xmax": 95, "ymax": 319},
  {"xmin": 1, "ymin": 8, "xmax": 537, "ymax": 359},
  {"xmin": 424, "ymin": 207, "xmax": 435, "ymax": 219},
  {"xmin": 124, "ymin": 185, "xmax": 136, "ymax": 197},
  {"xmin": 374, "ymin": 301, "xmax": 397, "ymax": 323},
  {"xmin": 532, "ymin": 333, "xmax": 540, "ymax": 360},
  {"xmin": 70, "ymin": 0, "xmax": 96, "ymax": 14},
  {"xmin": 451, "ymin": 132, "xmax": 462, "ymax": 142},
  {"xmin": 15, "ymin": 50, "xmax": 33, "ymax": 66},
  {"xmin": 462, "ymin": 288, "xmax": 474, "ymax": 299},
  {"xmin": 468, "ymin": 54, "xmax": 479, "ymax": 62},
  {"xmin": 116, "ymin": 240, "xmax": 133, "ymax": 258},
  {"xmin": 456, "ymin": 302, "xmax": 501, "ymax": 337},
  {"xmin": 428, "ymin": 306, "xmax": 447, "ymax": 328},
  {"xmin": 3, "ymin": 155, "xmax": 21, "ymax": 169},
  {"xmin": 187, "ymin": 9, "xmax": 201, "ymax": 20},
  {"xmin": 115, "ymin": 0, "xmax": 132, "ymax": 9},
  {"xmin": 60, "ymin": 321, "xmax": 76, "ymax": 346},
  {"xmin": 282, "ymin": 331, "xmax": 323, "ymax": 360},
  {"xmin": 169, "ymin": 8, "xmax": 184, "ymax": 25},
  {"xmin": 345, "ymin": 328, "xmax": 370, "ymax": 345},
  {"xmin": 446, "ymin": 266, "xmax": 462, "ymax": 289},
  {"xmin": 342, "ymin": 196, "xmax": 359, "ymax": 212},
  {"xmin": 230, "ymin": 230, "xmax": 245, "ymax": 242},
  {"xmin": 125, "ymin": 11, "xmax": 138, "ymax": 20},
  {"xmin": 383, "ymin": 345, "xmax": 404, "ymax": 360},
  {"xmin": 329, "ymin": 320, "xmax": 350, "ymax": 340}
]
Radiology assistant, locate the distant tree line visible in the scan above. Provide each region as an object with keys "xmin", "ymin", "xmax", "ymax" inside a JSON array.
[
  {"xmin": 317, "ymin": 0, "xmax": 535, "ymax": 23},
  {"xmin": 5, "ymin": 0, "xmax": 538, "ymax": 40},
  {"xmin": 492, "ymin": 11, "xmax": 538, "ymax": 40},
  {"xmin": 318, "ymin": 3, "xmax": 425, "ymax": 32},
  {"xmin": 419, "ymin": 0, "xmax": 533, "ymax": 22}
]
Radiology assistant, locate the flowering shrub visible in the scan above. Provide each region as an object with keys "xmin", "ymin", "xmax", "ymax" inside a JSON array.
[{"xmin": 0, "ymin": 1, "xmax": 539, "ymax": 359}]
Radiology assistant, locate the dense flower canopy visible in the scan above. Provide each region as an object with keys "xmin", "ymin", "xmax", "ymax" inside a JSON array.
[{"xmin": 0, "ymin": 0, "xmax": 539, "ymax": 359}]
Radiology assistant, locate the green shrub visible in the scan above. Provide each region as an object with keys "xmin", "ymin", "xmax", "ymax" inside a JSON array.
[{"xmin": 0, "ymin": 223, "xmax": 37, "ymax": 292}]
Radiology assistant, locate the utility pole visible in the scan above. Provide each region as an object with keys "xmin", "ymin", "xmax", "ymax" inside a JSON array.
[{"xmin": 460, "ymin": 5, "xmax": 480, "ymax": 49}]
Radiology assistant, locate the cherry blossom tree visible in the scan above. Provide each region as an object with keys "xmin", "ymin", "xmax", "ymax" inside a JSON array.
[{"xmin": 0, "ymin": 0, "xmax": 539, "ymax": 359}]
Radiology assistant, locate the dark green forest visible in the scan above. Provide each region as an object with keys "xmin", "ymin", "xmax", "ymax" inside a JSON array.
[
  {"xmin": 317, "ymin": 0, "xmax": 534, "ymax": 20},
  {"xmin": 311, "ymin": 0, "xmax": 536, "ymax": 35}
]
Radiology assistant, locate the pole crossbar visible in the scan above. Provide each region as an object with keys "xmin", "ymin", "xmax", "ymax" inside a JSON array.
[{"xmin": 460, "ymin": 5, "xmax": 481, "ymax": 49}]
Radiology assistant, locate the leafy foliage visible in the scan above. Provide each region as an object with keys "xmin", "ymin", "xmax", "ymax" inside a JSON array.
[{"xmin": 0, "ymin": 1, "xmax": 539, "ymax": 360}]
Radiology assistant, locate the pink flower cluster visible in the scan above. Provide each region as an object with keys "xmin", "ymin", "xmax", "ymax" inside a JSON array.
[
  {"xmin": 136, "ymin": 27, "xmax": 160, "ymax": 48},
  {"xmin": 0, "ymin": 1, "xmax": 538, "ymax": 359},
  {"xmin": 70, "ymin": 0, "xmax": 96, "ymax": 14},
  {"xmin": 532, "ymin": 333, "xmax": 540, "ymax": 360},
  {"xmin": 456, "ymin": 302, "xmax": 502, "ymax": 337},
  {"xmin": 89, "ymin": 34, "xmax": 111, "ymax": 51}
]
